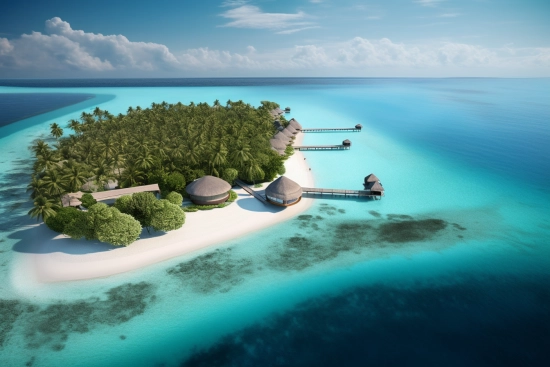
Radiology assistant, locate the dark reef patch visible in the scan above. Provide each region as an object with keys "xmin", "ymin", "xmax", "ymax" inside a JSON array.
[
  {"xmin": 0, "ymin": 299, "xmax": 25, "ymax": 347},
  {"xmin": 452, "ymin": 223, "xmax": 467, "ymax": 231},
  {"xmin": 0, "ymin": 282, "xmax": 155, "ymax": 351},
  {"xmin": 180, "ymin": 275, "xmax": 550, "ymax": 367},
  {"xmin": 167, "ymin": 248, "xmax": 254, "ymax": 293},
  {"xmin": 387, "ymin": 214, "xmax": 414, "ymax": 221},
  {"xmin": 377, "ymin": 219, "xmax": 447, "ymax": 243},
  {"xmin": 267, "ymin": 236, "xmax": 337, "ymax": 271},
  {"xmin": 318, "ymin": 204, "xmax": 341, "ymax": 216}
]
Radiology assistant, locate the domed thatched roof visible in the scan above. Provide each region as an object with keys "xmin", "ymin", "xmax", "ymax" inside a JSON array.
[
  {"xmin": 364, "ymin": 173, "xmax": 379, "ymax": 183},
  {"xmin": 265, "ymin": 176, "xmax": 302, "ymax": 201},
  {"xmin": 288, "ymin": 118, "xmax": 302, "ymax": 130},
  {"xmin": 185, "ymin": 175, "xmax": 231, "ymax": 197},
  {"xmin": 355, "ymin": 124, "xmax": 362, "ymax": 130},
  {"xmin": 270, "ymin": 139, "xmax": 287, "ymax": 150},
  {"xmin": 285, "ymin": 125, "xmax": 298, "ymax": 134},
  {"xmin": 343, "ymin": 139, "xmax": 351, "ymax": 146}
]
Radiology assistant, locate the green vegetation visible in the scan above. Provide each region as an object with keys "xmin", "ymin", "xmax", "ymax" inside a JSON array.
[
  {"xmin": 227, "ymin": 190, "xmax": 238, "ymax": 202},
  {"xmin": 80, "ymin": 193, "xmax": 97, "ymax": 208},
  {"xmin": 28, "ymin": 100, "xmax": 288, "ymax": 215},
  {"xmin": 165, "ymin": 191, "xmax": 183, "ymax": 206},
  {"xmin": 114, "ymin": 192, "xmax": 185, "ymax": 233},
  {"xmin": 183, "ymin": 203, "xmax": 229, "ymax": 212},
  {"xmin": 45, "ymin": 207, "xmax": 81, "ymax": 233}
]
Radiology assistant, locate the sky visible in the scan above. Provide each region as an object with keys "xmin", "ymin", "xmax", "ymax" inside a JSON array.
[{"xmin": 0, "ymin": 0, "xmax": 549, "ymax": 78}]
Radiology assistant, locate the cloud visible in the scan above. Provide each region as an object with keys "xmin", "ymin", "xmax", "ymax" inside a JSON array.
[
  {"xmin": 276, "ymin": 26, "xmax": 321, "ymax": 35},
  {"xmin": 221, "ymin": 0, "xmax": 248, "ymax": 7},
  {"xmin": 219, "ymin": 5, "xmax": 312, "ymax": 31},
  {"xmin": 0, "ymin": 17, "xmax": 549, "ymax": 77}
]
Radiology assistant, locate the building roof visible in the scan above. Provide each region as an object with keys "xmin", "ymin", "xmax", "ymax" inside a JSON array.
[
  {"xmin": 285, "ymin": 125, "xmax": 298, "ymax": 134},
  {"xmin": 270, "ymin": 138, "xmax": 287, "ymax": 150},
  {"xmin": 270, "ymin": 108, "xmax": 284, "ymax": 117},
  {"xmin": 364, "ymin": 173, "xmax": 380, "ymax": 183},
  {"xmin": 61, "ymin": 184, "xmax": 161, "ymax": 207},
  {"xmin": 185, "ymin": 175, "xmax": 231, "ymax": 197},
  {"xmin": 288, "ymin": 118, "xmax": 302, "ymax": 130},
  {"xmin": 282, "ymin": 128, "xmax": 294, "ymax": 138},
  {"xmin": 365, "ymin": 181, "xmax": 384, "ymax": 192},
  {"xmin": 343, "ymin": 139, "xmax": 351, "ymax": 145},
  {"xmin": 265, "ymin": 176, "xmax": 302, "ymax": 201},
  {"xmin": 274, "ymin": 132, "xmax": 290, "ymax": 143}
]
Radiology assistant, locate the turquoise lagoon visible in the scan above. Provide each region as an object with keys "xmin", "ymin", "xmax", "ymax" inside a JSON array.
[{"xmin": 0, "ymin": 79, "xmax": 549, "ymax": 366}]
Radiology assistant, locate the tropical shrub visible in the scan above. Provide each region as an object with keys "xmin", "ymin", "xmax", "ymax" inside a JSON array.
[
  {"xmin": 80, "ymin": 193, "xmax": 97, "ymax": 208},
  {"xmin": 165, "ymin": 172, "xmax": 186, "ymax": 193},
  {"xmin": 151, "ymin": 200, "xmax": 185, "ymax": 232},
  {"xmin": 222, "ymin": 168, "xmax": 238, "ymax": 185},
  {"xmin": 165, "ymin": 191, "xmax": 183, "ymax": 206},
  {"xmin": 95, "ymin": 212, "xmax": 142, "ymax": 246},
  {"xmin": 227, "ymin": 190, "xmax": 238, "ymax": 202},
  {"xmin": 45, "ymin": 207, "xmax": 81, "ymax": 233}
]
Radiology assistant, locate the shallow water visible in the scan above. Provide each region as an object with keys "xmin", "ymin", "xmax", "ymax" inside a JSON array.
[{"xmin": 0, "ymin": 79, "xmax": 549, "ymax": 366}]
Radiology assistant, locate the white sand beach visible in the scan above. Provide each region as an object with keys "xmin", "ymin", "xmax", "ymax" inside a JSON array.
[{"xmin": 13, "ymin": 133, "xmax": 314, "ymax": 284}]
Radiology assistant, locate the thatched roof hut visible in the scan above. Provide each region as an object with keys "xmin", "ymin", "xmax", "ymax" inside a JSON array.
[
  {"xmin": 282, "ymin": 128, "xmax": 294, "ymax": 138},
  {"xmin": 270, "ymin": 108, "xmax": 284, "ymax": 117},
  {"xmin": 343, "ymin": 139, "xmax": 351, "ymax": 147},
  {"xmin": 364, "ymin": 173, "xmax": 380, "ymax": 184},
  {"xmin": 285, "ymin": 107, "xmax": 291, "ymax": 113},
  {"xmin": 270, "ymin": 139, "xmax": 287, "ymax": 150},
  {"xmin": 185, "ymin": 175, "xmax": 231, "ymax": 205},
  {"xmin": 355, "ymin": 124, "xmax": 363, "ymax": 130},
  {"xmin": 274, "ymin": 132, "xmax": 291, "ymax": 144},
  {"xmin": 265, "ymin": 176, "xmax": 302, "ymax": 206},
  {"xmin": 285, "ymin": 125, "xmax": 298, "ymax": 134},
  {"xmin": 288, "ymin": 118, "xmax": 302, "ymax": 130}
]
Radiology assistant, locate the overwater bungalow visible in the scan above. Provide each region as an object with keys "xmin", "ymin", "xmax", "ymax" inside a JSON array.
[
  {"xmin": 285, "ymin": 107, "xmax": 291, "ymax": 113},
  {"xmin": 343, "ymin": 139, "xmax": 352, "ymax": 147},
  {"xmin": 185, "ymin": 175, "xmax": 231, "ymax": 205},
  {"xmin": 288, "ymin": 118, "xmax": 303, "ymax": 131},
  {"xmin": 364, "ymin": 173, "xmax": 384, "ymax": 196},
  {"xmin": 285, "ymin": 125, "xmax": 298, "ymax": 135},
  {"xmin": 274, "ymin": 131, "xmax": 291, "ymax": 145},
  {"xmin": 265, "ymin": 176, "xmax": 302, "ymax": 206},
  {"xmin": 355, "ymin": 124, "xmax": 362, "ymax": 130},
  {"xmin": 282, "ymin": 128, "xmax": 295, "ymax": 138}
]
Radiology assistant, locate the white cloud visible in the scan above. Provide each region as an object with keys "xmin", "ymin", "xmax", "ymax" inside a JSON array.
[
  {"xmin": 219, "ymin": 5, "xmax": 312, "ymax": 31},
  {"xmin": 0, "ymin": 17, "xmax": 549, "ymax": 77},
  {"xmin": 221, "ymin": 0, "xmax": 248, "ymax": 7},
  {"xmin": 276, "ymin": 26, "xmax": 321, "ymax": 35}
]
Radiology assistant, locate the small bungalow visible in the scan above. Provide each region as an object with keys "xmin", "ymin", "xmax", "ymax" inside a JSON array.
[
  {"xmin": 355, "ymin": 124, "xmax": 363, "ymax": 130},
  {"xmin": 185, "ymin": 175, "xmax": 231, "ymax": 205},
  {"xmin": 282, "ymin": 128, "xmax": 295, "ymax": 138},
  {"xmin": 270, "ymin": 138, "xmax": 287, "ymax": 151},
  {"xmin": 343, "ymin": 139, "xmax": 352, "ymax": 147},
  {"xmin": 288, "ymin": 118, "xmax": 302, "ymax": 131},
  {"xmin": 364, "ymin": 173, "xmax": 384, "ymax": 196},
  {"xmin": 265, "ymin": 176, "xmax": 302, "ymax": 206},
  {"xmin": 274, "ymin": 131, "xmax": 291, "ymax": 145},
  {"xmin": 284, "ymin": 107, "xmax": 291, "ymax": 113}
]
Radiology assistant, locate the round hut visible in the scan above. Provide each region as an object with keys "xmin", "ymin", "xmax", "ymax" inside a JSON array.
[
  {"xmin": 265, "ymin": 176, "xmax": 302, "ymax": 206},
  {"xmin": 285, "ymin": 107, "xmax": 291, "ymax": 113},
  {"xmin": 355, "ymin": 124, "xmax": 362, "ymax": 130},
  {"xmin": 343, "ymin": 139, "xmax": 351, "ymax": 147},
  {"xmin": 185, "ymin": 175, "xmax": 231, "ymax": 205},
  {"xmin": 288, "ymin": 118, "xmax": 302, "ymax": 131}
]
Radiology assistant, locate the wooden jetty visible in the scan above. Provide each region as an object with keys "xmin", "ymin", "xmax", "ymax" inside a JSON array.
[
  {"xmin": 302, "ymin": 187, "xmax": 383, "ymax": 198},
  {"xmin": 301, "ymin": 124, "xmax": 362, "ymax": 133},
  {"xmin": 293, "ymin": 144, "xmax": 350, "ymax": 151},
  {"xmin": 234, "ymin": 179, "xmax": 267, "ymax": 204}
]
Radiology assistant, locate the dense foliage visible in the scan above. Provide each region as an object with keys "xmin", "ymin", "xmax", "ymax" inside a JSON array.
[
  {"xmin": 165, "ymin": 192, "xmax": 183, "ymax": 206},
  {"xmin": 64, "ymin": 203, "xmax": 142, "ymax": 246},
  {"xmin": 45, "ymin": 207, "xmax": 81, "ymax": 233},
  {"xmin": 28, "ymin": 100, "xmax": 286, "ymax": 212},
  {"xmin": 80, "ymin": 193, "xmax": 97, "ymax": 208},
  {"xmin": 114, "ymin": 192, "xmax": 185, "ymax": 233}
]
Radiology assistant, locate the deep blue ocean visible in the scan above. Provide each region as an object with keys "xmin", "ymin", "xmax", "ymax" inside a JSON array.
[{"xmin": 0, "ymin": 78, "xmax": 548, "ymax": 367}]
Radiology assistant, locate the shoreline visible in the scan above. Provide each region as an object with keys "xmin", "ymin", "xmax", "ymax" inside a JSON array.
[{"xmin": 13, "ymin": 133, "xmax": 314, "ymax": 285}]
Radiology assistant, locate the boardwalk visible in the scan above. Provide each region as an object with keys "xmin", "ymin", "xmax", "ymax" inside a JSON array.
[
  {"xmin": 293, "ymin": 145, "xmax": 350, "ymax": 151},
  {"xmin": 301, "ymin": 127, "xmax": 361, "ymax": 133},
  {"xmin": 235, "ymin": 179, "xmax": 267, "ymax": 204},
  {"xmin": 302, "ymin": 187, "xmax": 383, "ymax": 198}
]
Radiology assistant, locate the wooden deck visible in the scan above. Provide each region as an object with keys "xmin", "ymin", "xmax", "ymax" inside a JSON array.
[
  {"xmin": 301, "ymin": 127, "xmax": 361, "ymax": 133},
  {"xmin": 302, "ymin": 187, "xmax": 383, "ymax": 198},
  {"xmin": 293, "ymin": 145, "xmax": 350, "ymax": 151},
  {"xmin": 234, "ymin": 179, "xmax": 268, "ymax": 204}
]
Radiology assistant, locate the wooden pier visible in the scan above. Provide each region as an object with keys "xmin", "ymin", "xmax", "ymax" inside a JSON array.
[
  {"xmin": 293, "ymin": 145, "xmax": 350, "ymax": 151},
  {"xmin": 301, "ymin": 127, "xmax": 361, "ymax": 133},
  {"xmin": 234, "ymin": 179, "xmax": 267, "ymax": 204},
  {"xmin": 301, "ymin": 187, "xmax": 383, "ymax": 198}
]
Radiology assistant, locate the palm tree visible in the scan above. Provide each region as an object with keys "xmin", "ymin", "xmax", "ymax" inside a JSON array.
[
  {"xmin": 62, "ymin": 161, "xmax": 88, "ymax": 192},
  {"xmin": 42, "ymin": 170, "xmax": 67, "ymax": 198},
  {"xmin": 120, "ymin": 162, "xmax": 144, "ymax": 187},
  {"xmin": 27, "ymin": 176, "xmax": 46, "ymax": 199},
  {"xmin": 34, "ymin": 149, "xmax": 60, "ymax": 173},
  {"xmin": 32, "ymin": 140, "xmax": 50, "ymax": 156},
  {"xmin": 67, "ymin": 119, "xmax": 82, "ymax": 135},
  {"xmin": 28, "ymin": 196, "xmax": 60, "ymax": 222},
  {"xmin": 50, "ymin": 123, "xmax": 63, "ymax": 140}
]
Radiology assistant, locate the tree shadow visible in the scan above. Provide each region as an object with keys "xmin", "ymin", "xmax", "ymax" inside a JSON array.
[{"xmin": 10, "ymin": 224, "xmax": 116, "ymax": 255}]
